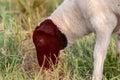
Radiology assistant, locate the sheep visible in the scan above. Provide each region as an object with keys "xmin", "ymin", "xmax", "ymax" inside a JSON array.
[{"xmin": 33, "ymin": 0, "xmax": 120, "ymax": 80}]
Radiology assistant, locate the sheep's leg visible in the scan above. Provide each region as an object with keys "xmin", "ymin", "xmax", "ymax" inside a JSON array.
[
  {"xmin": 90, "ymin": 12, "xmax": 117, "ymax": 80},
  {"xmin": 92, "ymin": 31, "xmax": 112, "ymax": 80}
]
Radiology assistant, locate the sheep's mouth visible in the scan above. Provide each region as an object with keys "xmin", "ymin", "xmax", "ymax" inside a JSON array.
[{"xmin": 36, "ymin": 49, "xmax": 60, "ymax": 69}]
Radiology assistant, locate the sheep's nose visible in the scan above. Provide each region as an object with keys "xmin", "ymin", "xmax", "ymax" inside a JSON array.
[{"xmin": 36, "ymin": 50, "xmax": 59, "ymax": 69}]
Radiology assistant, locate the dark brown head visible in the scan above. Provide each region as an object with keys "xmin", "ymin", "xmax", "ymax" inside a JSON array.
[{"xmin": 33, "ymin": 19, "xmax": 67, "ymax": 69}]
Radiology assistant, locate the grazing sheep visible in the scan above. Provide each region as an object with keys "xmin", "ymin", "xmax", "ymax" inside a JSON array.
[{"xmin": 33, "ymin": 0, "xmax": 120, "ymax": 80}]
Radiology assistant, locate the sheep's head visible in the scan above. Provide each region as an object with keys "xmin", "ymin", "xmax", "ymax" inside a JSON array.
[{"xmin": 33, "ymin": 19, "xmax": 67, "ymax": 69}]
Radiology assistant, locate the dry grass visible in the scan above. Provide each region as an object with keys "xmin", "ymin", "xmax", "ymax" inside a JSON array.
[{"xmin": 0, "ymin": 0, "xmax": 120, "ymax": 80}]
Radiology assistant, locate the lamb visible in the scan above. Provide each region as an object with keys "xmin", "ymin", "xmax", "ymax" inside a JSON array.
[{"xmin": 33, "ymin": 0, "xmax": 120, "ymax": 80}]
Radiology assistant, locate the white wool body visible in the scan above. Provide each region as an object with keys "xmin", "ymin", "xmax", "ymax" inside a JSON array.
[
  {"xmin": 49, "ymin": 0, "xmax": 120, "ymax": 46},
  {"xmin": 45, "ymin": 0, "xmax": 120, "ymax": 80},
  {"xmin": 49, "ymin": 0, "xmax": 92, "ymax": 46}
]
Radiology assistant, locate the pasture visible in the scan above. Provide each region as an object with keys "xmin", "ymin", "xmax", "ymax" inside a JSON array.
[{"xmin": 0, "ymin": 0, "xmax": 120, "ymax": 80}]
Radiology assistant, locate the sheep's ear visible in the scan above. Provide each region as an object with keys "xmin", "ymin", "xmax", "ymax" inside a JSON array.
[{"xmin": 35, "ymin": 19, "xmax": 57, "ymax": 36}]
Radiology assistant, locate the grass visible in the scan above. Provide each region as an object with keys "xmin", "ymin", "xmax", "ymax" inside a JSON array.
[{"xmin": 0, "ymin": 0, "xmax": 120, "ymax": 80}]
